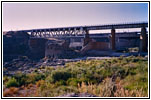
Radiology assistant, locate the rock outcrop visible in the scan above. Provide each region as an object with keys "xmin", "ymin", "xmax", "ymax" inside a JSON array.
[
  {"xmin": 28, "ymin": 38, "xmax": 48, "ymax": 60},
  {"xmin": 3, "ymin": 31, "xmax": 30, "ymax": 62}
]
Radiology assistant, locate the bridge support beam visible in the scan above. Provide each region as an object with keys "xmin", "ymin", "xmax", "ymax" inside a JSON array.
[
  {"xmin": 140, "ymin": 27, "xmax": 147, "ymax": 52},
  {"xmin": 111, "ymin": 28, "xmax": 116, "ymax": 50},
  {"xmin": 84, "ymin": 30, "xmax": 91, "ymax": 46}
]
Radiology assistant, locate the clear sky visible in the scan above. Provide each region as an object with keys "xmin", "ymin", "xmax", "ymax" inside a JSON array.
[{"xmin": 3, "ymin": 3, "xmax": 148, "ymax": 31}]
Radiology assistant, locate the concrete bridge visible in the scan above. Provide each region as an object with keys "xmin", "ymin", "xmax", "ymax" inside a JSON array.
[
  {"xmin": 3, "ymin": 22, "xmax": 148, "ymax": 60},
  {"xmin": 18, "ymin": 22, "xmax": 148, "ymax": 55}
]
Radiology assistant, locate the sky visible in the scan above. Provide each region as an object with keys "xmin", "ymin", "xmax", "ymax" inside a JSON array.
[{"xmin": 3, "ymin": 3, "xmax": 148, "ymax": 32}]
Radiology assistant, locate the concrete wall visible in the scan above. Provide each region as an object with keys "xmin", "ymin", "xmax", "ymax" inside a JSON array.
[
  {"xmin": 116, "ymin": 37, "xmax": 140, "ymax": 50},
  {"xmin": 69, "ymin": 37, "xmax": 83, "ymax": 48},
  {"xmin": 45, "ymin": 44, "xmax": 63, "ymax": 58},
  {"xmin": 70, "ymin": 32, "xmax": 142, "ymax": 51},
  {"xmin": 45, "ymin": 39, "xmax": 80, "ymax": 59},
  {"xmin": 89, "ymin": 42, "xmax": 110, "ymax": 50}
]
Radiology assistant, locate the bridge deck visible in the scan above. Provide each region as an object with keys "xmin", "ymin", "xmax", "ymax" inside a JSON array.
[
  {"xmin": 20, "ymin": 22, "xmax": 148, "ymax": 32},
  {"xmin": 17, "ymin": 22, "xmax": 148, "ymax": 38}
]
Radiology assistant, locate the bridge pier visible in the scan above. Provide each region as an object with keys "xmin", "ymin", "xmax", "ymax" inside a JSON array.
[
  {"xmin": 140, "ymin": 27, "xmax": 147, "ymax": 52},
  {"xmin": 84, "ymin": 30, "xmax": 91, "ymax": 46},
  {"xmin": 111, "ymin": 28, "xmax": 116, "ymax": 50}
]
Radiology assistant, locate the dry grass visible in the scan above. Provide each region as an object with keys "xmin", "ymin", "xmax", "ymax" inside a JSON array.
[
  {"xmin": 114, "ymin": 82, "xmax": 147, "ymax": 97},
  {"xmin": 78, "ymin": 78, "xmax": 115, "ymax": 97},
  {"xmin": 36, "ymin": 80, "xmax": 45, "ymax": 87},
  {"xmin": 78, "ymin": 77, "xmax": 147, "ymax": 97},
  {"xmin": 27, "ymin": 83, "xmax": 33, "ymax": 89}
]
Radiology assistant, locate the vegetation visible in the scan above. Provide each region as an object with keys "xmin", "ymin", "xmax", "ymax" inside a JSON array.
[{"xmin": 3, "ymin": 56, "xmax": 148, "ymax": 97}]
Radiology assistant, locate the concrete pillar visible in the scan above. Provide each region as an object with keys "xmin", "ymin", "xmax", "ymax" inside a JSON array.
[
  {"xmin": 84, "ymin": 30, "xmax": 91, "ymax": 46},
  {"xmin": 111, "ymin": 28, "xmax": 116, "ymax": 50},
  {"xmin": 140, "ymin": 27, "xmax": 147, "ymax": 52}
]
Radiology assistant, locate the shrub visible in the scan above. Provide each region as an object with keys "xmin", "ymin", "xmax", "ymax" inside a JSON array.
[
  {"xmin": 6, "ymin": 78, "xmax": 19, "ymax": 88},
  {"xmin": 13, "ymin": 72, "xmax": 45, "ymax": 86},
  {"xmin": 14, "ymin": 72, "xmax": 27, "ymax": 86},
  {"xmin": 25, "ymin": 73, "xmax": 45, "ymax": 84},
  {"xmin": 99, "ymin": 67, "xmax": 112, "ymax": 78},
  {"xmin": 84, "ymin": 71, "xmax": 101, "ymax": 84},
  {"xmin": 55, "ymin": 80, "xmax": 66, "ymax": 86},
  {"xmin": 3, "ymin": 76, "xmax": 9, "ymax": 85},
  {"xmin": 50, "ymin": 71, "xmax": 72, "ymax": 83},
  {"xmin": 67, "ymin": 78, "xmax": 81, "ymax": 86},
  {"xmin": 36, "ymin": 80, "xmax": 45, "ymax": 87}
]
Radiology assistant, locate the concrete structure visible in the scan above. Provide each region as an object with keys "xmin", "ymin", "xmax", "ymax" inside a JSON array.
[
  {"xmin": 69, "ymin": 37, "xmax": 84, "ymax": 49},
  {"xmin": 44, "ymin": 38, "xmax": 81, "ymax": 59},
  {"xmin": 80, "ymin": 32, "xmax": 144, "ymax": 53},
  {"xmin": 84, "ymin": 30, "xmax": 91, "ymax": 46},
  {"xmin": 12, "ymin": 22, "xmax": 148, "ymax": 58},
  {"xmin": 28, "ymin": 31, "xmax": 147, "ymax": 58},
  {"xmin": 111, "ymin": 28, "xmax": 116, "ymax": 50},
  {"xmin": 4, "ymin": 22, "xmax": 148, "ymax": 60},
  {"xmin": 67, "ymin": 32, "xmax": 142, "ymax": 51},
  {"xmin": 140, "ymin": 27, "xmax": 148, "ymax": 52},
  {"xmin": 45, "ymin": 39, "xmax": 69, "ymax": 58},
  {"xmin": 17, "ymin": 22, "xmax": 148, "ymax": 52},
  {"xmin": 115, "ymin": 32, "xmax": 140, "ymax": 50}
]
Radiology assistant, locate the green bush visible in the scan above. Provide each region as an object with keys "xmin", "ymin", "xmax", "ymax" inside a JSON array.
[
  {"xmin": 67, "ymin": 78, "xmax": 81, "ymax": 86},
  {"xmin": 6, "ymin": 77, "xmax": 19, "ymax": 88},
  {"xmin": 25, "ymin": 73, "xmax": 45, "ymax": 84},
  {"xmin": 55, "ymin": 80, "xmax": 66, "ymax": 86},
  {"xmin": 50, "ymin": 71, "xmax": 72, "ymax": 83},
  {"xmin": 98, "ymin": 67, "xmax": 112, "ymax": 78},
  {"xmin": 3, "ymin": 76, "xmax": 9, "ymax": 84},
  {"xmin": 13, "ymin": 72, "xmax": 46, "ymax": 86},
  {"xmin": 14, "ymin": 73, "xmax": 28, "ymax": 86}
]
